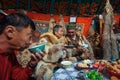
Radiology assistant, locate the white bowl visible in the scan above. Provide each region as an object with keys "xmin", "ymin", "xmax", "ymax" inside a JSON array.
[
  {"xmin": 61, "ymin": 61, "xmax": 72, "ymax": 68},
  {"xmin": 81, "ymin": 44, "xmax": 88, "ymax": 48}
]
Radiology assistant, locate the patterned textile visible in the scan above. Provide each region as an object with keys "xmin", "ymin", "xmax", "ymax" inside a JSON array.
[
  {"xmin": 51, "ymin": 63, "xmax": 80, "ymax": 80},
  {"xmin": 51, "ymin": 63, "xmax": 109, "ymax": 80}
]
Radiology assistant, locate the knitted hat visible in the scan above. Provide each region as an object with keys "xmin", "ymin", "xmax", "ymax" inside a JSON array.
[{"xmin": 67, "ymin": 23, "xmax": 76, "ymax": 30}]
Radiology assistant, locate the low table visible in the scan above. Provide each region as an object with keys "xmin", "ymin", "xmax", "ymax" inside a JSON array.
[{"xmin": 51, "ymin": 62, "xmax": 110, "ymax": 80}]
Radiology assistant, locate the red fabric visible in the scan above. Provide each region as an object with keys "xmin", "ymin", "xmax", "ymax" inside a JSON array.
[
  {"xmin": 0, "ymin": 49, "xmax": 33, "ymax": 80},
  {"xmin": 3, "ymin": 10, "xmax": 120, "ymax": 36}
]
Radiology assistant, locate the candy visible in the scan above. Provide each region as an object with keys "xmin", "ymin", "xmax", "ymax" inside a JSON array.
[{"xmin": 86, "ymin": 70, "xmax": 103, "ymax": 80}]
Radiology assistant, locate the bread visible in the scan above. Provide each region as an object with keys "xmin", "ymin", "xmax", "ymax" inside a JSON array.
[{"xmin": 111, "ymin": 76, "xmax": 119, "ymax": 80}]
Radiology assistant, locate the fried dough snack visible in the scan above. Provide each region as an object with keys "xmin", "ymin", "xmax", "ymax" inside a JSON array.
[{"xmin": 107, "ymin": 60, "xmax": 120, "ymax": 74}]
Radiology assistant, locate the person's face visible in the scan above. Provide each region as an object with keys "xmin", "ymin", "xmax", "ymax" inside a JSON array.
[
  {"xmin": 55, "ymin": 28, "xmax": 64, "ymax": 38},
  {"xmin": 11, "ymin": 25, "xmax": 33, "ymax": 50},
  {"xmin": 67, "ymin": 29, "xmax": 76, "ymax": 38}
]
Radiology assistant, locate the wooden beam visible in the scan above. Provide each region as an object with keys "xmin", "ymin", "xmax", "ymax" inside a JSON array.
[
  {"xmin": 50, "ymin": 0, "xmax": 55, "ymax": 14},
  {"xmin": 42, "ymin": 0, "xmax": 47, "ymax": 13},
  {"xmin": 16, "ymin": 0, "xmax": 19, "ymax": 9},
  {"xmin": 67, "ymin": 0, "xmax": 73, "ymax": 15},
  {"xmin": 88, "ymin": 0, "xmax": 94, "ymax": 15},
  {"xmin": 28, "ymin": 0, "xmax": 31, "ymax": 10},
  {"xmin": 75, "ymin": 0, "xmax": 81, "ymax": 15}
]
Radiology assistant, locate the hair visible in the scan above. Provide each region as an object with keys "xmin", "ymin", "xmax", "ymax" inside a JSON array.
[
  {"xmin": 16, "ymin": 9, "xmax": 27, "ymax": 15},
  {"xmin": 53, "ymin": 25, "xmax": 62, "ymax": 34},
  {"xmin": 0, "ymin": 13, "xmax": 35, "ymax": 34}
]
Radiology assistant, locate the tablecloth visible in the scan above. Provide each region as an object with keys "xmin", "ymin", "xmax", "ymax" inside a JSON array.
[{"xmin": 51, "ymin": 63, "xmax": 110, "ymax": 80}]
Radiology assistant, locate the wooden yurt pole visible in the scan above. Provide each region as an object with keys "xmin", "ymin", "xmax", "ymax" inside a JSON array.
[
  {"xmin": 28, "ymin": 0, "xmax": 31, "ymax": 10},
  {"xmin": 67, "ymin": 0, "xmax": 73, "ymax": 15},
  {"xmin": 50, "ymin": 0, "xmax": 55, "ymax": 14},
  {"xmin": 75, "ymin": 0, "xmax": 81, "ymax": 15},
  {"xmin": 16, "ymin": 0, "xmax": 19, "ymax": 9}
]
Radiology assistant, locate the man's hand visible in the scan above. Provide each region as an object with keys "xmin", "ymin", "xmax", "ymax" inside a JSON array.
[
  {"xmin": 28, "ymin": 51, "xmax": 45, "ymax": 69},
  {"xmin": 76, "ymin": 46, "xmax": 84, "ymax": 54}
]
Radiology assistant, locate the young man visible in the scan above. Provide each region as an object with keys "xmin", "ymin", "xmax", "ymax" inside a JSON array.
[
  {"xmin": 0, "ymin": 13, "xmax": 44, "ymax": 80},
  {"xmin": 34, "ymin": 25, "xmax": 66, "ymax": 80}
]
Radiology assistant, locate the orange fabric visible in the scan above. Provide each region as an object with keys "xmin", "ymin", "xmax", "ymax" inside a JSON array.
[
  {"xmin": 114, "ymin": 14, "xmax": 120, "ymax": 23},
  {"xmin": 27, "ymin": 12, "xmax": 93, "ymax": 36},
  {"xmin": 4, "ymin": 10, "xmax": 120, "ymax": 36},
  {"xmin": 76, "ymin": 17, "xmax": 93, "ymax": 36}
]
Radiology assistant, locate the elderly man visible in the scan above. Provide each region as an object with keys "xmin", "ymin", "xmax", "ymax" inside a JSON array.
[
  {"xmin": 34, "ymin": 25, "xmax": 67, "ymax": 80},
  {"xmin": 65, "ymin": 24, "xmax": 94, "ymax": 60},
  {"xmin": 0, "ymin": 13, "xmax": 44, "ymax": 80}
]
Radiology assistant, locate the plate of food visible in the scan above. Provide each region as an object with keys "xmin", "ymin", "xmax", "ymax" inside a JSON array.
[
  {"xmin": 92, "ymin": 60, "xmax": 107, "ymax": 71},
  {"xmin": 75, "ymin": 63, "xmax": 91, "ymax": 70},
  {"xmin": 92, "ymin": 64, "xmax": 104, "ymax": 72},
  {"xmin": 107, "ymin": 68, "xmax": 120, "ymax": 79},
  {"xmin": 75, "ymin": 59, "xmax": 93, "ymax": 70},
  {"xmin": 106, "ymin": 59, "xmax": 120, "ymax": 79}
]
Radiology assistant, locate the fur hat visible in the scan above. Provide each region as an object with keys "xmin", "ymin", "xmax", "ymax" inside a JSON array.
[{"xmin": 40, "ymin": 32, "xmax": 58, "ymax": 44}]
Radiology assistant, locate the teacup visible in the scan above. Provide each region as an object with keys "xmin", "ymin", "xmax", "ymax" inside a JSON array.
[{"xmin": 28, "ymin": 44, "xmax": 45, "ymax": 53}]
